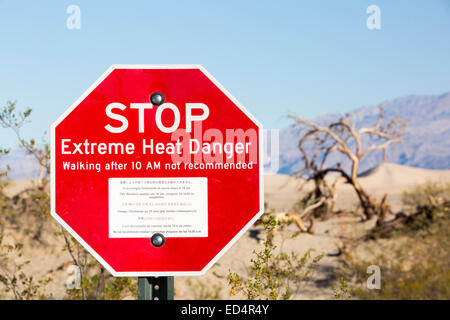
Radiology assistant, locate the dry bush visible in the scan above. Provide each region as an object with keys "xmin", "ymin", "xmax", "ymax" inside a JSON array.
[
  {"xmin": 185, "ymin": 279, "xmax": 222, "ymax": 300},
  {"xmin": 339, "ymin": 182, "xmax": 450, "ymax": 299},
  {"xmin": 228, "ymin": 214, "xmax": 323, "ymax": 300},
  {"xmin": 370, "ymin": 181, "xmax": 450, "ymax": 238}
]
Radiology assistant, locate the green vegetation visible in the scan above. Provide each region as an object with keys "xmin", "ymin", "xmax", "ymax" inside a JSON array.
[
  {"xmin": 340, "ymin": 181, "xmax": 450, "ymax": 299},
  {"xmin": 0, "ymin": 238, "xmax": 51, "ymax": 299},
  {"xmin": 334, "ymin": 276, "xmax": 351, "ymax": 300},
  {"xmin": 185, "ymin": 279, "xmax": 222, "ymax": 300},
  {"xmin": 61, "ymin": 229, "xmax": 137, "ymax": 300},
  {"xmin": 400, "ymin": 181, "xmax": 450, "ymax": 235},
  {"xmin": 228, "ymin": 214, "xmax": 323, "ymax": 300}
]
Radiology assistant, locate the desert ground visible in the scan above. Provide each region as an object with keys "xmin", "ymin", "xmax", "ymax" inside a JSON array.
[{"xmin": 1, "ymin": 162, "xmax": 449, "ymax": 299}]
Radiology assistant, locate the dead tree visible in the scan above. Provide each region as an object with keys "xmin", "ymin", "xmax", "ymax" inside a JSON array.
[{"xmin": 290, "ymin": 105, "xmax": 405, "ymax": 220}]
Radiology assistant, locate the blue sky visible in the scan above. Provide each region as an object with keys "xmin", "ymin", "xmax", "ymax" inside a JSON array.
[{"xmin": 0, "ymin": 0, "xmax": 449, "ymax": 148}]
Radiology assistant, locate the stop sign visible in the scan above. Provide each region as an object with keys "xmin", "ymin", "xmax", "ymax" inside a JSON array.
[{"xmin": 51, "ymin": 65, "xmax": 263, "ymax": 276}]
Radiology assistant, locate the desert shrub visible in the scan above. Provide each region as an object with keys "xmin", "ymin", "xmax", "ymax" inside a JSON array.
[
  {"xmin": 185, "ymin": 279, "xmax": 222, "ymax": 300},
  {"xmin": 65, "ymin": 268, "xmax": 136, "ymax": 300},
  {"xmin": 228, "ymin": 214, "xmax": 323, "ymax": 300},
  {"xmin": 0, "ymin": 237, "xmax": 52, "ymax": 299},
  {"xmin": 340, "ymin": 182, "xmax": 450, "ymax": 299},
  {"xmin": 334, "ymin": 276, "xmax": 351, "ymax": 300},
  {"xmin": 0, "ymin": 148, "xmax": 10, "ymax": 182},
  {"xmin": 397, "ymin": 181, "xmax": 449, "ymax": 236},
  {"xmin": 0, "ymin": 103, "xmax": 50, "ymax": 242},
  {"xmin": 402, "ymin": 181, "xmax": 450, "ymax": 210},
  {"xmin": 0, "ymin": 102, "xmax": 50, "ymax": 188},
  {"xmin": 0, "ymin": 184, "xmax": 53, "ymax": 299},
  {"xmin": 369, "ymin": 181, "xmax": 450, "ymax": 239},
  {"xmin": 60, "ymin": 229, "xmax": 137, "ymax": 300},
  {"xmin": 343, "ymin": 237, "xmax": 449, "ymax": 299}
]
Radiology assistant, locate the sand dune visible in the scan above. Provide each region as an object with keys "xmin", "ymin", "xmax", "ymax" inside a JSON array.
[
  {"xmin": 264, "ymin": 163, "xmax": 450, "ymax": 212},
  {"xmin": 358, "ymin": 162, "xmax": 450, "ymax": 188}
]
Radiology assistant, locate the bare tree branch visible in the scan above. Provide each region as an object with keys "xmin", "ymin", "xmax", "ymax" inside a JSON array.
[{"xmin": 290, "ymin": 105, "xmax": 405, "ymax": 219}]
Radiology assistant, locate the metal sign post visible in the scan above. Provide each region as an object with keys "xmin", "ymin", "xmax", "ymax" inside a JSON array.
[{"xmin": 138, "ymin": 276, "xmax": 174, "ymax": 300}]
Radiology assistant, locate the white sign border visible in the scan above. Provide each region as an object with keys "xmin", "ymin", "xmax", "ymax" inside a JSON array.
[{"xmin": 50, "ymin": 64, "xmax": 264, "ymax": 277}]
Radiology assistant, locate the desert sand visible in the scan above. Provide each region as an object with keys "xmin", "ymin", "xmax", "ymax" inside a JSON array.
[{"xmin": 1, "ymin": 163, "xmax": 449, "ymax": 299}]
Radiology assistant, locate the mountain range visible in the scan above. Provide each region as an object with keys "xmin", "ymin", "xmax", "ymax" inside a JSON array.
[{"xmin": 277, "ymin": 91, "xmax": 450, "ymax": 175}]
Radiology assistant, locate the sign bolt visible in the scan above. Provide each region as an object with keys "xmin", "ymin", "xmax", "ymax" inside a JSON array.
[
  {"xmin": 150, "ymin": 92, "xmax": 165, "ymax": 106},
  {"xmin": 151, "ymin": 233, "xmax": 165, "ymax": 247}
]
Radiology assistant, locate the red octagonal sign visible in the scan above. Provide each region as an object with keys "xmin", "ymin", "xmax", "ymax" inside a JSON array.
[{"xmin": 51, "ymin": 65, "xmax": 263, "ymax": 276}]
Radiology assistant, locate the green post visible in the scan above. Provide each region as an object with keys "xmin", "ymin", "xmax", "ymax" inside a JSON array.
[{"xmin": 138, "ymin": 277, "xmax": 174, "ymax": 300}]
